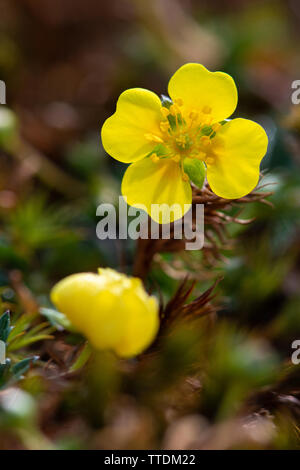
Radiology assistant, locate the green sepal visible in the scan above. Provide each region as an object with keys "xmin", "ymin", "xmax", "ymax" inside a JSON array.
[{"xmin": 183, "ymin": 158, "xmax": 206, "ymax": 189}]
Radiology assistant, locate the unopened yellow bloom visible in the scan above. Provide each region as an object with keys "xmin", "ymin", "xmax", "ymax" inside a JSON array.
[
  {"xmin": 51, "ymin": 268, "xmax": 159, "ymax": 358},
  {"xmin": 101, "ymin": 63, "xmax": 268, "ymax": 223}
]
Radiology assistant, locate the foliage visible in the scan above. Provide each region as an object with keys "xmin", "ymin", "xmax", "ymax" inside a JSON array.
[{"xmin": 0, "ymin": 310, "xmax": 48, "ymax": 391}]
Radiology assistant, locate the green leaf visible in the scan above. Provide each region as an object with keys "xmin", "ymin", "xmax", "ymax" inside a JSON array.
[
  {"xmin": 39, "ymin": 307, "xmax": 73, "ymax": 331},
  {"xmin": 0, "ymin": 358, "xmax": 11, "ymax": 387},
  {"xmin": 183, "ymin": 159, "xmax": 206, "ymax": 189},
  {"xmin": 11, "ymin": 356, "xmax": 38, "ymax": 380},
  {"xmin": 7, "ymin": 313, "xmax": 37, "ymax": 342},
  {"xmin": 70, "ymin": 343, "xmax": 92, "ymax": 372},
  {"xmin": 7, "ymin": 333, "xmax": 54, "ymax": 352},
  {"xmin": 0, "ymin": 311, "xmax": 11, "ymax": 342}
]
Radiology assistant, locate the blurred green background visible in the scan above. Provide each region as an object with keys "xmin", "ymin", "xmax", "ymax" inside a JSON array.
[{"xmin": 0, "ymin": 0, "xmax": 299, "ymax": 450}]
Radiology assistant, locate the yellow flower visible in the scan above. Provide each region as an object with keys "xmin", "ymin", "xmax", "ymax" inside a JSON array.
[
  {"xmin": 101, "ymin": 63, "xmax": 268, "ymax": 223},
  {"xmin": 50, "ymin": 268, "xmax": 159, "ymax": 358}
]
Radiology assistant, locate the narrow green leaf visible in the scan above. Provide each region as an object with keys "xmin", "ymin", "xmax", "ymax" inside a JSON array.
[
  {"xmin": 70, "ymin": 343, "xmax": 92, "ymax": 372},
  {"xmin": 24, "ymin": 322, "xmax": 52, "ymax": 338},
  {"xmin": 7, "ymin": 313, "xmax": 37, "ymax": 342},
  {"xmin": 7, "ymin": 333, "xmax": 54, "ymax": 352},
  {"xmin": 0, "ymin": 311, "xmax": 11, "ymax": 342},
  {"xmin": 11, "ymin": 356, "xmax": 38, "ymax": 379},
  {"xmin": 0, "ymin": 358, "xmax": 11, "ymax": 387},
  {"xmin": 40, "ymin": 307, "xmax": 73, "ymax": 331}
]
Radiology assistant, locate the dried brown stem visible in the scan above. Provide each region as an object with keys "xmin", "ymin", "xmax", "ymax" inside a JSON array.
[{"xmin": 133, "ymin": 180, "xmax": 273, "ymax": 280}]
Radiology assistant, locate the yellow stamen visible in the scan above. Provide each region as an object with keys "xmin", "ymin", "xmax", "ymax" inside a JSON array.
[
  {"xmin": 160, "ymin": 121, "xmax": 170, "ymax": 133},
  {"xmin": 195, "ymin": 151, "xmax": 206, "ymax": 161},
  {"xmin": 144, "ymin": 133, "xmax": 163, "ymax": 143},
  {"xmin": 189, "ymin": 110, "xmax": 198, "ymax": 119},
  {"xmin": 200, "ymin": 135, "xmax": 211, "ymax": 146},
  {"xmin": 175, "ymin": 135, "xmax": 186, "ymax": 145},
  {"xmin": 175, "ymin": 98, "xmax": 183, "ymax": 106},
  {"xmin": 155, "ymin": 97, "xmax": 220, "ymax": 165},
  {"xmin": 161, "ymin": 107, "xmax": 170, "ymax": 117},
  {"xmin": 205, "ymin": 156, "xmax": 214, "ymax": 165},
  {"xmin": 169, "ymin": 104, "xmax": 180, "ymax": 115},
  {"xmin": 212, "ymin": 123, "xmax": 221, "ymax": 132},
  {"xmin": 151, "ymin": 153, "xmax": 160, "ymax": 163}
]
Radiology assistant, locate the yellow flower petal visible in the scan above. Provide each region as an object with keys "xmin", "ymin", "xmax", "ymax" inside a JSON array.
[
  {"xmin": 101, "ymin": 88, "xmax": 163, "ymax": 163},
  {"xmin": 50, "ymin": 273, "xmax": 112, "ymax": 332},
  {"xmin": 168, "ymin": 63, "xmax": 238, "ymax": 124},
  {"xmin": 108, "ymin": 289, "xmax": 159, "ymax": 358},
  {"xmin": 121, "ymin": 157, "xmax": 192, "ymax": 224},
  {"xmin": 206, "ymin": 118, "xmax": 268, "ymax": 199}
]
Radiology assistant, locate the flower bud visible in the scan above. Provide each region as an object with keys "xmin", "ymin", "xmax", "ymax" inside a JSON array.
[{"xmin": 51, "ymin": 268, "xmax": 159, "ymax": 358}]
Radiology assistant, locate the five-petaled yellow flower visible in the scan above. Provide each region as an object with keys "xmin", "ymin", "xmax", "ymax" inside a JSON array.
[
  {"xmin": 101, "ymin": 63, "xmax": 268, "ymax": 223},
  {"xmin": 51, "ymin": 268, "xmax": 159, "ymax": 358}
]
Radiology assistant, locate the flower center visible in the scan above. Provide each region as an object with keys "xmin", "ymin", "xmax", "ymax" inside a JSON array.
[{"xmin": 144, "ymin": 98, "xmax": 223, "ymax": 180}]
